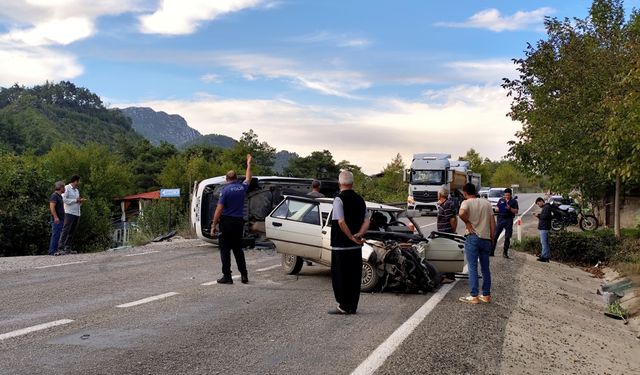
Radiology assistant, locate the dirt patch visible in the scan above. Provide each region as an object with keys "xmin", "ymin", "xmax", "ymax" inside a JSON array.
[
  {"xmin": 584, "ymin": 266, "xmax": 606, "ymax": 279},
  {"xmin": 500, "ymin": 253, "xmax": 639, "ymax": 374}
]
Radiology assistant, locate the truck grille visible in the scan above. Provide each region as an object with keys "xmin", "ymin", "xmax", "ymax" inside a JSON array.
[{"xmin": 412, "ymin": 191, "xmax": 437, "ymax": 203}]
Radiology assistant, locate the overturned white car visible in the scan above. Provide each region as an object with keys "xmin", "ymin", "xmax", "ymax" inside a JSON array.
[{"xmin": 265, "ymin": 196, "xmax": 466, "ymax": 292}]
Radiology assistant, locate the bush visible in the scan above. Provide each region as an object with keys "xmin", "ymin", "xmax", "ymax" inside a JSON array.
[
  {"xmin": 136, "ymin": 200, "xmax": 185, "ymax": 239},
  {"xmin": 513, "ymin": 230, "xmax": 619, "ymax": 266}
]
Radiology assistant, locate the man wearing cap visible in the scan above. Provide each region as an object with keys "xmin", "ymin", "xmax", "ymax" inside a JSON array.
[{"xmin": 211, "ymin": 154, "xmax": 252, "ymax": 284}]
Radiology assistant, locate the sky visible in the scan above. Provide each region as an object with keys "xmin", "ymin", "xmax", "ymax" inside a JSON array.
[{"xmin": 1, "ymin": 0, "xmax": 639, "ymax": 173}]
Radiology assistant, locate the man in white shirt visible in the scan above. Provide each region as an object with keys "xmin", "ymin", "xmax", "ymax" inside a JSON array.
[
  {"xmin": 58, "ymin": 175, "xmax": 86, "ymax": 254},
  {"xmin": 458, "ymin": 183, "xmax": 496, "ymax": 304}
]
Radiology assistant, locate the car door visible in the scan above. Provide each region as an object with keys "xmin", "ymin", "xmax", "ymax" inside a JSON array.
[
  {"xmin": 320, "ymin": 208, "xmax": 333, "ymax": 264},
  {"xmin": 265, "ymin": 197, "xmax": 323, "ymax": 260}
]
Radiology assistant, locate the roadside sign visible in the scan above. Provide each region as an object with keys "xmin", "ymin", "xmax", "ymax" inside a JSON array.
[
  {"xmin": 511, "ymin": 184, "xmax": 520, "ymax": 188},
  {"xmin": 160, "ymin": 188, "xmax": 181, "ymax": 198}
]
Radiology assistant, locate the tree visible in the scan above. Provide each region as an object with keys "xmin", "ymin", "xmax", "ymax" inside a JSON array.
[
  {"xmin": 503, "ymin": 0, "xmax": 639, "ymax": 236},
  {"xmin": 284, "ymin": 150, "xmax": 340, "ymax": 179},
  {"xmin": 220, "ymin": 129, "xmax": 275, "ymax": 175}
]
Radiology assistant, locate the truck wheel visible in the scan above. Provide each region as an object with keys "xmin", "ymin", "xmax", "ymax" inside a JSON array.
[
  {"xmin": 360, "ymin": 260, "xmax": 380, "ymax": 292},
  {"xmin": 579, "ymin": 215, "xmax": 598, "ymax": 231},
  {"xmin": 282, "ymin": 254, "xmax": 303, "ymax": 275}
]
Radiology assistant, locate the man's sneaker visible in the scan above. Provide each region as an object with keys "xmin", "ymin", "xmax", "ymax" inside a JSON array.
[
  {"xmin": 459, "ymin": 295, "xmax": 479, "ymax": 304},
  {"xmin": 536, "ymin": 257, "xmax": 550, "ymax": 263},
  {"xmin": 479, "ymin": 295, "xmax": 491, "ymax": 303},
  {"xmin": 216, "ymin": 277, "xmax": 233, "ymax": 284},
  {"xmin": 241, "ymin": 275, "xmax": 248, "ymax": 284}
]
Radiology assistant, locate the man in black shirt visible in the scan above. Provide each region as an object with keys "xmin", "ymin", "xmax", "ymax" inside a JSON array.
[
  {"xmin": 533, "ymin": 197, "xmax": 552, "ymax": 262},
  {"xmin": 493, "ymin": 188, "xmax": 519, "ymax": 258},
  {"xmin": 328, "ymin": 170, "xmax": 369, "ymax": 315},
  {"xmin": 49, "ymin": 181, "xmax": 65, "ymax": 256}
]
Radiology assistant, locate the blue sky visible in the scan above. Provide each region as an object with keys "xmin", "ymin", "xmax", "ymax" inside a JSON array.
[{"xmin": 1, "ymin": 0, "xmax": 638, "ymax": 172}]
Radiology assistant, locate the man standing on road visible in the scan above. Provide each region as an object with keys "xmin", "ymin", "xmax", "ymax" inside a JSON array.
[
  {"xmin": 329, "ymin": 170, "xmax": 369, "ymax": 315},
  {"xmin": 492, "ymin": 188, "xmax": 519, "ymax": 258},
  {"xmin": 59, "ymin": 175, "xmax": 86, "ymax": 255},
  {"xmin": 436, "ymin": 187, "xmax": 457, "ymax": 234},
  {"xmin": 49, "ymin": 181, "xmax": 65, "ymax": 256},
  {"xmin": 211, "ymin": 154, "xmax": 252, "ymax": 284},
  {"xmin": 307, "ymin": 180, "xmax": 325, "ymax": 198},
  {"xmin": 458, "ymin": 183, "xmax": 495, "ymax": 304},
  {"xmin": 533, "ymin": 197, "xmax": 552, "ymax": 262}
]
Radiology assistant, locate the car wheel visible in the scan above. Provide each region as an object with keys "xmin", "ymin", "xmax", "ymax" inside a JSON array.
[
  {"xmin": 360, "ymin": 260, "xmax": 380, "ymax": 292},
  {"xmin": 282, "ymin": 254, "xmax": 303, "ymax": 275}
]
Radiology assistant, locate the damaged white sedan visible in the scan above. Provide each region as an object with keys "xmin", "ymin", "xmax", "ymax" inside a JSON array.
[{"xmin": 265, "ymin": 196, "xmax": 466, "ymax": 292}]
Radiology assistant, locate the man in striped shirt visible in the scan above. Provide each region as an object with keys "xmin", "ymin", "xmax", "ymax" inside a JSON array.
[{"xmin": 436, "ymin": 187, "xmax": 457, "ymax": 233}]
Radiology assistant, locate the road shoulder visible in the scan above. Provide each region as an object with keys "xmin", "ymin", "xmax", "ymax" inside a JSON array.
[{"xmin": 500, "ymin": 253, "xmax": 639, "ymax": 374}]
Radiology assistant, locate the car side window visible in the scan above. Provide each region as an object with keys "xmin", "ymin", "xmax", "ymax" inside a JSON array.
[{"xmin": 271, "ymin": 199, "xmax": 321, "ymax": 225}]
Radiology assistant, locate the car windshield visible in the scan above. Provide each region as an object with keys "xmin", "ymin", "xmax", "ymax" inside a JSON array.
[
  {"xmin": 412, "ymin": 170, "xmax": 445, "ymax": 185},
  {"xmin": 488, "ymin": 190, "xmax": 503, "ymax": 198}
]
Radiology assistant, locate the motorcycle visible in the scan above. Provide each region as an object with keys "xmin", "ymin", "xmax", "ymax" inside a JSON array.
[{"xmin": 550, "ymin": 200, "xmax": 599, "ymax": 231}]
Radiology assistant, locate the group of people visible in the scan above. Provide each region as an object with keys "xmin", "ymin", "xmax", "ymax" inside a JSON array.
[
  {"xmin": 48, "ymin": 175, "xmax": 86, "ymax": 256},
  {"xmin": 437, "ymin": 185, "xmax": 553, "ymax": 304},
  {"xmin": 208, "ymin": 156, "xmax": 365, "ymax": 314}
]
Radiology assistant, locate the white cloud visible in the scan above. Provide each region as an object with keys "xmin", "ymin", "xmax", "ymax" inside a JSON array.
[
  {"xmin": 2, "ymin": 17, "xmax": 94, "ymax": 46},
  {"xmin": 0, "ymin": 41, "xmax": 83, "ymax": 86},
  {"xmin": 120, "ymin": 84, "xmax": 519, "ymax": 173},
  {"xmin": 200, "ymin": 73, "xmax": 222, "ymax": 83},
  {"xmin": 139, "ymin": 0, "xmax": 265, "ymax": 35},
  {"xmin": 436, "ymin": 7, "xmax": 554, "ymax": 32},
  {"xmin": 446, "ymin": 59, "xmax": 517, "ymax": 83},
  {"xmin": 208, "ymin": 52, "xmax": 371, "ymax": 97},
  {"xmin": 292, "ymin": 31, "xmax": 372, "ymax": 48}
]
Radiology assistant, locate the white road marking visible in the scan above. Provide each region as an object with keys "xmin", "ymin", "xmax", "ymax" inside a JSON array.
[
  {"xmin": 0, "ymin": 319, "xmax": 74, "ymax": 340},
  {"xmin": 201, "ymin": 275, "xmax": 240, "ymax": 286},
  {"xmin": 34, "ymin": 261, "xmax": 87, "ymax": 269},
  {"xmin": 351, "ymin": 282, "xmax": 457, "ymax": 375},
  {"xmin": 116, "ymin": 292, "xmax": 179, "ymax": 308},
  {"xmin": 124, "ymin": 251, "xmax": 160, "ymax": 257},
  {"xmin": 419, "ymin": 222, "xmax": 437, "ymax": 228},
  {"xmin": 256, "ymin": 264, "xmax": 280, "ymax": 272}
]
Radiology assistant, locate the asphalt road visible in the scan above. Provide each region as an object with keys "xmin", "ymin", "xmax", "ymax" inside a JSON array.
[{"xmin": 0, "ymin": 194, "xmax": 540, "ymax": 375}]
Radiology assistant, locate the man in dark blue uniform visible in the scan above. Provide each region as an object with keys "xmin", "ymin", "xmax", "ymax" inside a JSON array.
[
  {"xmin": 493, "ymin": 188, "xmax": 519, "ymax": 258},
  {"xmin": 211, "ymin": 154, "xmax": 252, "ymax": 284}
]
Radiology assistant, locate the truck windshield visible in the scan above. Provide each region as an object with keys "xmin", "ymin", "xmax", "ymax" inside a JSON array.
[{"xmin": 411, "ymin": 170, "xmax": 445, "ymax": 185}]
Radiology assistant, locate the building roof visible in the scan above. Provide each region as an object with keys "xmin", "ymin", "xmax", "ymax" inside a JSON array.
[{"xmin": 115, "ymin": 190, "xmax": 161, "ymax": 201}]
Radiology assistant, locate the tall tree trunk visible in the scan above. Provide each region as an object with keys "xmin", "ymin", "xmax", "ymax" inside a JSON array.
[{"xmin": 614, "ymin": 173, "xmax": 621, "ymax": 238}]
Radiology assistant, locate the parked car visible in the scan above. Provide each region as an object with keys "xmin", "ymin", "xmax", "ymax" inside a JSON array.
[
  {"xmin": 265, "ymin": 196, "xmax": 466, "ymax": 292},
  {"xmin": 478, "ymin": 187, "xmax": 491, "ymax": 199},
  {"xmin": 487, "ymin": 187, "xmax": 507, "ymax": 208}
]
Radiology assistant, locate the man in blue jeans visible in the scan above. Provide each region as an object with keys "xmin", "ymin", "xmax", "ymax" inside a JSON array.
[
  {"xmin": 48, "ymin": 181, "xmax": 65, "ymax": 255},
  {"xmin": 533, "ymin": 197, "xmax": 552, "ymax": 262},
  {"xmin": 458, "ymin": 183, "xmax": 496, "ymax": 304}
]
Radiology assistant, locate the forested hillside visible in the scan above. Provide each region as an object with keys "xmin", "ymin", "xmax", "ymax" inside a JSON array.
[{"xmin": 0, "ymin": 82, "xmax": 143, "ymax": 155}]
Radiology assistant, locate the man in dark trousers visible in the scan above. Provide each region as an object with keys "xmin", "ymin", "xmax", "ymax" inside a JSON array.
[
  {"xmin": 59, "ymin": 175, "xmax": 86, "ymax": 254},
  {"xmin": 49, "ymin": 181, "xmax": 65, "ymax": 256},
  {"xmin": 211, "ymin": 154, "xmax": 252, "ymax": 284},
  {"xmin": 493, "ymin": 188, "xmax": 519, "ymax": 258},
  {"xmin": 328, "ymin": 170, "xmax": 369, "ymax": 315},
  {"xmin": 533, "ymin": 197, "xmax": 552, "ymax": 262}
]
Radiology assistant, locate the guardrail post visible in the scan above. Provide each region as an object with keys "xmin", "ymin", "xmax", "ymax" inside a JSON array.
[{"xmin": 516, "ymin": 216, "xmax": 522, "ymax": 242}]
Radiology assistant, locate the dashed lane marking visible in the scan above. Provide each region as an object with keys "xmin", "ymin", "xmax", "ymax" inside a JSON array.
[
  {"xmin": 201, "ymin": 275, "xmax": 240, "ymax": 286},
  {"xmin": 350, "ymin": 282, "xmax": 457, "ymax": 375},
  {"xmin": 116, "ymin": 292, "xmax": 179, "ymax": 308},
  {"xmin": 0, "ymin": 319, "xmax": 74, "ymax": 340},
  {"xmin": 124, "ymin": 251, "xmax": 160, "ymax": 257},
  {"xmin": 34, "ymin": 261, "xmax": 87, "ymax": 269},
  {"xmin": 256, "ymin": 264, "xmax": 280, "ymax": 272}
]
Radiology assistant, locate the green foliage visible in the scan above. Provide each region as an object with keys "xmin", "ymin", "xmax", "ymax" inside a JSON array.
[
  {"xmin": 284, "ymin": 150, "xmax": 341, "ymax": 179},
  {"xmin": 0, "ymin": 154, "xmax": 52, "ymax": 256},
  {"xmin": 220, "ymin": 129, "xmax": 275, "ymax": 175},
  {"xmin": 136, "ymin": 200, "xmax": 185, "ymax": 239},
  {"xmin": 0, "ymin": 81, "xmax": 142, "ymax": 155},
  {"xmin": 514, "ymin": 230, "xmax": 620, "ymax": 265}
]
